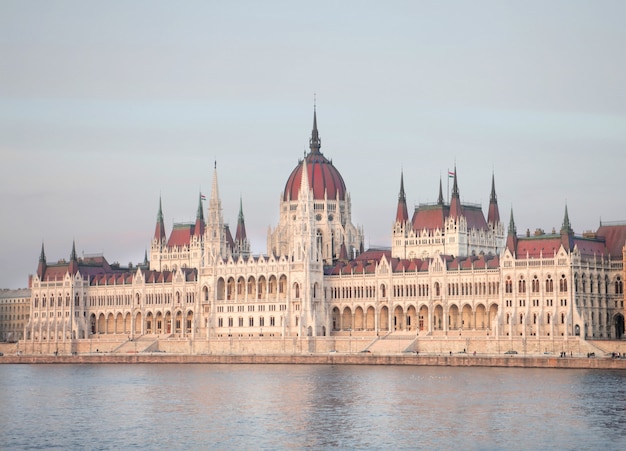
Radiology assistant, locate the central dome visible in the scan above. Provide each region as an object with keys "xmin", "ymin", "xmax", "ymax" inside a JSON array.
[{"xmin": 283, "ymin": 110, "xmax": 347, "ymax": 202}]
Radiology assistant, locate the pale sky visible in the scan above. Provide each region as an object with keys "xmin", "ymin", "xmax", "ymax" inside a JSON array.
[{"xmin": 1, "ymin": 1, "xmax": 626, "ymax": 289}]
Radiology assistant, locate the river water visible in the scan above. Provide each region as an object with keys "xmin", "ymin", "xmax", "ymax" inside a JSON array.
[{"xmin": 0, "ymin": 364, "xmax": 624, "ymax": 450}]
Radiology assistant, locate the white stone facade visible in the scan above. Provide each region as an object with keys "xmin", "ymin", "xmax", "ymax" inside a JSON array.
[{"xmin": 22, "ymin": 112, "xmax": 626, "ymax": 352}]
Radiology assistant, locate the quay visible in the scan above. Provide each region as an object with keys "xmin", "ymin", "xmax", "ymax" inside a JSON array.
[{"xmin": 2, "ymin": 351, "xmax": 625, "ymax": 370}]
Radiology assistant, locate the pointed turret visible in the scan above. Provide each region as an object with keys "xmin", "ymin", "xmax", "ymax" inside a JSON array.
[
  {"xmin": 153, "ymin": 197, "xmax": 166, "ymax": 243},
  {"xmin": 37, "ymin": 242, "xmax": 47, "ymax": 279},
  {"xmin": 561, "ymin": 204, "xmax": 572, "ymax": 234},
  {"xmin": 560, "ymin": 204, "xmax": 574, "ymax": 251},
  {"xmin": 437, "ymin": 177, "xmax": 444, "ymax": 206},
  {"xmin": 487, "ymin": 173, "xmax": 501, "ymax": 226},
  {"xmin": 206, "ymin": 162, "xmax": 228, "ymax": 260},
  {"xmin": 506, "ymin": 208, "xmax": 518, "ymax": 254},
  {"xmin": 234, "ymin": 196, "xmax": 250, "ymax": 257},
  {"xmin": 68, "ymin": 240, "xmax": 79, "ymax": 275},
  {"xmin": 194, "ymin": 192, "xmax": 205, "ymax": 237},
  {"xmin": 449, "ymin": 166, "xmax": 462, "ymax": 219},
  {"xmin": 309, "ymin": 106, "xmax": 321, "ymax": 154},
  {"xmin": 143, "ymin": 249, "xmax": 149, "ymax": 267},
  {"xmin": 395, "ymin": 171, "xmax": 409, "ymax": 224}
]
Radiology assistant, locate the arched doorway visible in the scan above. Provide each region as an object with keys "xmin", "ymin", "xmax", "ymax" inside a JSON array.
[
  {"xmin": 615, "ymin": 314, "xmax": 625, "ymax": 339},
  {"xmin": 433, "ymin": 305, "xmax": 443, "ymax": 330},
  {"xmin": 393, "ymin": 305, "xmax": 404, "ymax": 331},
  {"xmin": 342, "ymin": 307, "xmax": 352, "ymax": 331},
  {"xmin": 380, "ymin": 306, "xmax": 389, "ymax": 331},
  {"xmin": 354, "ymin": 307, "xmax": 364, "ymax": 331},
  {"xmin": 366, "ymin": 307, "xmax": 375, "ymax": 331},
  {"xmin": 448, "ymin": 305, "xmax": 460, "ymax": 330},
  {"xmin": 332, "ymin": 307, "xmax": 340, "ymax": 331}
]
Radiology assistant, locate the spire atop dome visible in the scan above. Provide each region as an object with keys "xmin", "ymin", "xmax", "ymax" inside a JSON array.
[
  {"xmin": 395, "ymin": 171, "xmax": 409, "ymax": 224},
  {"xmin": 309, "ymin": 106, "xmax": 321, "ymax": 154}
]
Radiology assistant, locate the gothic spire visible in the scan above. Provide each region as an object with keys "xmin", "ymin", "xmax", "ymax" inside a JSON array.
[
  {"xmin": 508, "ymin": 208, "xmax": 516, "ymax": 236},
  {"xmin": 153, "ymin": 196, "xmax": 166, "ymax": 242},
  {"xmin": 451, "ymin": 166, "xmax": 459, "ymax": 197},
  {"xmin": 560, "ymin": 204, "xmax": 574, "ymax": 251},
  {"xmin": 309, "ymin": 106, "xmax": 321, "ymax": 154},
  {"xmin": 449, "ymin": 166, "xmax": 462, "ymax": 218},
  {"xmin": 68, "ymin": 240, "xmax": 79, "ymax": 275},
  {"xmin": 437, "ymin": 176, "xmax": 444, "ymax": 206},
  {"xmin": 395, "ymin": 171, "xmax": 409, "ymax": 224},
  {"xmin": 506, "ymin": 208, "xmax": 518, "ymax": 255},
  {"xmin": 235, "ymin": 196, "xmax": 247, "ymax": 243},
  {"xmin": 70, "ymin": 240, "xmax": 77, "ymax": 261},
  {"xmin": 561, "ymin": 204, "xmax": 572, "ymax": 234},
  {"xmin": 487, "ymin": 172, "xmax": 500, "ymax": 226},
  {"xmin": 194, "ymin": 192, "xmax": 205, "ymax": 237},
  {"xmin": 37, "ymin": 242, "xmax": 47, "ymax": 279},
  {"xmin": 39, "ymin": 242, "xmax": 46, "ymax": 263}
]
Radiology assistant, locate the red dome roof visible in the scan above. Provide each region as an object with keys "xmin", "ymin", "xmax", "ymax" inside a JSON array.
[
  {"xmin": 283, "ymin": 151, "xmax": 347, "ymax": 201},
  {"xmin": 283, "ymin": 110, "xmax": 347, "ymax": 202}
]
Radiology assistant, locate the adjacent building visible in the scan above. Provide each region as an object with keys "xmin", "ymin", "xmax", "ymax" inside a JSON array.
[{"xmin": 0, "ymin": 288, "xmax": 30, "ymax": 342}]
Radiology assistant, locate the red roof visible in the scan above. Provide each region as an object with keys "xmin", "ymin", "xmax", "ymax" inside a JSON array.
[
  {"xmin": 167, "ymin": 224, "xmax": 194, "ymax": 248},
  {"xmin": 412, "ymin": 205, "xmax": 447, "ymax": 231},
  {"xmin": 596, "ymin": 223, "xmax": 626, "ymax": 258},
  {"xmin": 283, "ymin": 151, "xmax": 347, "ymax": 201},
  {"xmin": 464, "ymin": 205, "xmax": 488, "ymax": 230}
]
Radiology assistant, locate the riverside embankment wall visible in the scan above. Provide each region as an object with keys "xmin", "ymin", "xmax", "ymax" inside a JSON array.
[{"xmin": 2, "ymin": 353, "xmax": 625, "ymax": 370}]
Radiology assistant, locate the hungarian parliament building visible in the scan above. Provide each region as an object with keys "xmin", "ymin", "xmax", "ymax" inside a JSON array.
[{"xmin": 23, "ymin": 110, "xmax": 626, "ymax": 352}]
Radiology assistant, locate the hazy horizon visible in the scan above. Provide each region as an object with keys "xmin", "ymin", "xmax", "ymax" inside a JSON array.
[{"xmin": 2, "ymin": 1, "xmax": 626, "ymax": 289}]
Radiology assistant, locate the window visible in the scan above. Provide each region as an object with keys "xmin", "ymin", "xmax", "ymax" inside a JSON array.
[
  {"xmin": 249, "ymin": 317, "xmax": 254, "ymax": 327},
  {"xmin": 560, "ymin": 275, "xmax": 568, "ymax": 292},
  {"xmin": 259, "ymin": 317, "xmax": 265, "ymax": 327},
  {"xmin": 532, "ymin": 276, "xmax": 539, "ymax": 293},
  {"xmin": 270, "ymin": 316, "xmax": 275, "ymax": 326},
  {"xmin": 546, "ymin": 276, "xmax": 553, "ymax": 293}
]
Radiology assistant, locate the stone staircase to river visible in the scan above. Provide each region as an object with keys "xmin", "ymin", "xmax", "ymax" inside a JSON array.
[
  {"xmin": 112, "ymin": 335, "xmax": 159, "ymax": 354},
  {"xmin": 365, "ymin": 332, "xmax": 417, "ymax": 354}
]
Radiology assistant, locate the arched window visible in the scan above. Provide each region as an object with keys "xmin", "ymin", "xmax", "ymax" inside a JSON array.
[
  {"xmin": 294, "ymin": 283, "xmax": 300, "ymax": 299},
  {"xmin": 532, "ymin": 276, "xmax": 539, "ymax": 293},
  {"xmin": 560, "ymin": 275, "xmax": 568, "ymax": 292},
  {"xmin": 546, "ymin": 276, "xmax": 553, "ymax": 293},
  {"xmin": 518, "ymin": 277, "xmax": 526, "ymax": 294},
  {"xmin": 505, "ymin": 277, "xmax": 512, "ymax": 294},
  {"xmin": 434, "ymin": 282, "xmax": 439, "ymax": 297}
]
